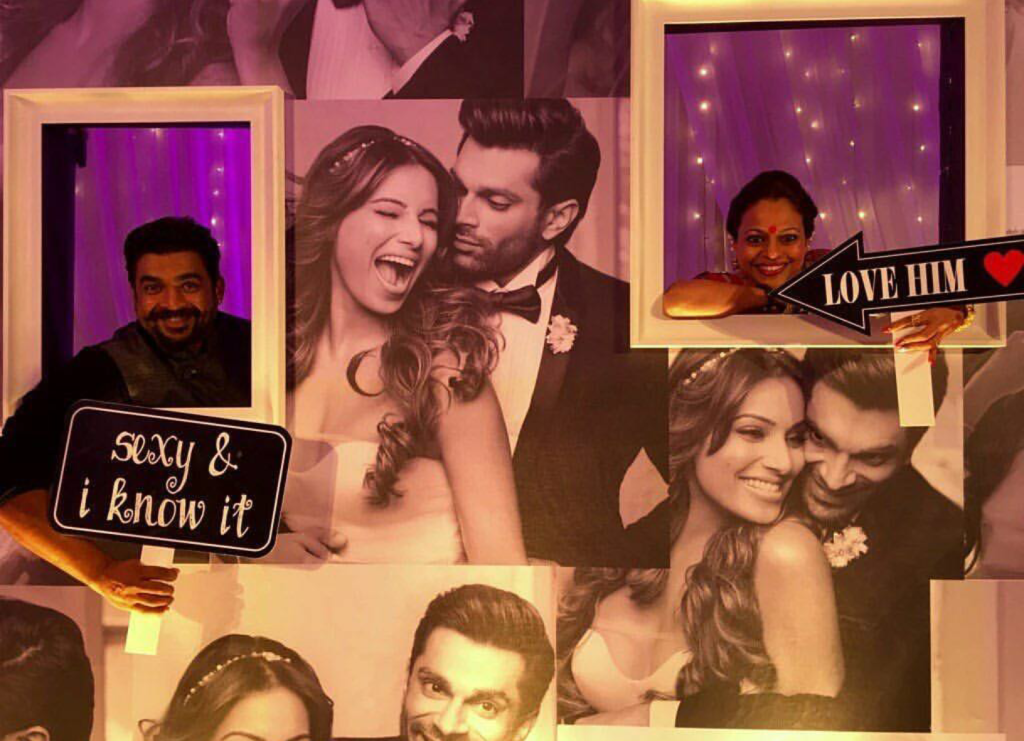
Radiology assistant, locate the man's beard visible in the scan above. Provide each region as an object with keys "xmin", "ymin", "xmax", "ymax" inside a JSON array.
[
  {"xmin": 798, "ymin": 468, "xmax": 873, "ymax": 530},
  {"xmin": 143, "ymin": 307, "xmax": 206, "ymax": 351},
  {"xmin": 450, "ymin": 224, "xmax": 546, "ymax": 285}
]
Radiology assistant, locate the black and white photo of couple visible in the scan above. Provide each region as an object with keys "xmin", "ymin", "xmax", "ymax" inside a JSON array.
[
  {"xmin": 274, "ymin": 96, "xmax": 667, "ymax": 568},
  {"xmin": 0, "ymin": 0, "xmax": 523, "ymax": 100},
  {"xmin": 556, "ymin": 349, "xmax": 963, "ymax": 731},
  {"xmin": 120, "ymin": 565, "xmax": 555, "ymax": 741}
]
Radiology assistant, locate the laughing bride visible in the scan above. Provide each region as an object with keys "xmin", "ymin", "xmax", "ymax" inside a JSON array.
[{"xmin": 275, "ymin": 125, "xmax": 526, "ymax": 564}]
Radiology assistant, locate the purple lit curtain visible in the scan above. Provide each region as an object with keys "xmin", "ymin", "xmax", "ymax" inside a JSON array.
[
  {"xmin": 664, "ymin": 24, "xmax": 942, "ymax": 285},
  {"xmin": 72, "ymin": 126, "xmax": 251, "ymax": 352}
]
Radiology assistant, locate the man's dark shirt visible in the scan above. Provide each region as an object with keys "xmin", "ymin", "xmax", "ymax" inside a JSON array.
[
  {"xmin": 0, "ymin": 312, "xmax": 250, "ymax": 505},
  {"xmin": 829, "ymin": 465, "xmax": 963, "ymax": 731}
]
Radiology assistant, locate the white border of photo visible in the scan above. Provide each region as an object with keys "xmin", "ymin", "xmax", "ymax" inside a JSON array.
[
  {"xmin": 630, "ymin": 0, "xmax": 1006, "ymax": 349},
  {"xmin": 2, "ymin": 86, "xmax": 286, "ymax": 424}
]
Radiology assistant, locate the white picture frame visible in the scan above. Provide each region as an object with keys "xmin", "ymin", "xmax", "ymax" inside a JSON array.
[
  {"xmin": 631, "ymin": 0, "xmax": 1007, "ymax": 348},
  {"xmin": 3, "ymin": 86, "xmax": 285, "ymax": 423}
]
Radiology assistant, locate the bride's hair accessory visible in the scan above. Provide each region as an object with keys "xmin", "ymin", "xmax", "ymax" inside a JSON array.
[
  {"xmin": 823, "ymin": 525, "xmax": 869, "ymax": 568},
  {"xmin": 184, "ymin": 651, "xmax": 291, "ymax": 704},
  {"xmin": 330, "ymin": 136, "xmax": 417, "ymax": 173},
  {"xmin": 681, "ymin": 347, "xmax": 790, "ymax": 387}
]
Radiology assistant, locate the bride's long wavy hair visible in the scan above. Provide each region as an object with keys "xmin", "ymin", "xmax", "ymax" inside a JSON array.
[
  {"xmin": 289, "ymin": 125, "xmax": 499, "ymax": 505},
  {"xmin": 556, "ymin": 349, "xmax": 804, "ymax": 721},
  {"xmin": 0, "ymin": 0, "xmax": 233, "ymax": 86}
]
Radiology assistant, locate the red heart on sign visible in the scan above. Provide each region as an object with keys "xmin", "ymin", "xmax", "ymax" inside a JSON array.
[{"xmin": 983, "ymin": 249, "xmax": 1024, "ymax": 288}]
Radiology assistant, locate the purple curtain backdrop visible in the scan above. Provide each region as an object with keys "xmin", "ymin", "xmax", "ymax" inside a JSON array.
[
  {"xmin": 71, "ymin": 125, "xmax": 251, "ymax": 352},
  {"xmin": 664, "ymin": 24, "xmax": 942, "ymax": 286}
]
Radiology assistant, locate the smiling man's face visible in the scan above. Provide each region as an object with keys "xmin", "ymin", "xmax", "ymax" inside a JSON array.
[
  {"xmin": 132, "ymin": 250, "xmax": 223, "ymax": 352},
  {"xmin": 801, "ymin": 381, "xmax": 912, "ymax": 528},
  {"xmin": 402, "ymin": 627, "xmax": 534, "ymax": 741}
]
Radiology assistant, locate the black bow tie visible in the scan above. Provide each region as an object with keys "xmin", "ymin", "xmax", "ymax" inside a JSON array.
[{"xmin": 478, "ymin": 255, "xmax": 558, "ymax": 323}]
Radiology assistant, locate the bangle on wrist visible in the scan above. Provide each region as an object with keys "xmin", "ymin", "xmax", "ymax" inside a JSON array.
[{"xmin": 953, "ymin": 304, "xmax": 976, "ymax": 333}]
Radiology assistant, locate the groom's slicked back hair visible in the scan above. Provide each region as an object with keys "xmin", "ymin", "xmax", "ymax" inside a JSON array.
[
  {"xmin": 0, "ymin": 598, "xmax": 94, "ymax": 741},
  {"xmin": 802, "ymin": 349, "xmax": 949, "ymax": 451},
  {"xmin": 409, "ymin": 584, "xmax": 554, "ymax": 719},
  {"xmin": 457, "ymin": 99, "xmax": 600, "ymax": 249}
]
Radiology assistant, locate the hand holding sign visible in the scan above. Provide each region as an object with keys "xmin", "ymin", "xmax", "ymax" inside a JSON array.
[
  {"xmin": 92, "ymin": 557, "xmax": 179, "ymax": 614},
  {"xmin": 883, "ymin": 307, "xmax": 970, "ymax": 363}
]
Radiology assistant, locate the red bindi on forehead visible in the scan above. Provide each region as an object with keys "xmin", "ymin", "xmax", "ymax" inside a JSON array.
[{"xmin": 768, "ymin": 225, "xmax": 778, "ymax": 234}]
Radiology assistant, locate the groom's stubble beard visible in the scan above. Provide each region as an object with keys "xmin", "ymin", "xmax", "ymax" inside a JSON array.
[
  {"xmin": 451, "ymin": 219, "xmax": 547, "ymax": 287},
  {"xmin": 799, "ymin": 466, "xmax": 879, "ymax": 530}
]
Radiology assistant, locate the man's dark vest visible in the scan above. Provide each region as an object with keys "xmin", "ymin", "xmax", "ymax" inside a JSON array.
[{"xmin": 99, "ymin": 313, "xmax": 251, "ymax": 407}]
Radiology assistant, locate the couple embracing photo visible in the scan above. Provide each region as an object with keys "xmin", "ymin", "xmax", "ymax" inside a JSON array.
[{"xmin": 557, "ymin": 348, "xmax": 963, "ymax": 732}]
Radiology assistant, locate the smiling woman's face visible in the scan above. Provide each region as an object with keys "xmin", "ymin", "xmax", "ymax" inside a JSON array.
[
  {"xmin": 332, "ymin": 164, "xmax": 440, "ymax": 316},
  {"xmin": 209, "ymin": 686, "xmax": 312, "ymax": 741},
  {"xmin": 732, "ymin": 198, "xmax": 809, "ymax": 289},
  {"xmin": 694, "ymin": 376, "xmax": 806, "ymax": 525}
]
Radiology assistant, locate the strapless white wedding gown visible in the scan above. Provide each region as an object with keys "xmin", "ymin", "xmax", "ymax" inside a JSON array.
[{"xmin": 282, "ymin": 440, "xmax": 466, "ymax": 563}]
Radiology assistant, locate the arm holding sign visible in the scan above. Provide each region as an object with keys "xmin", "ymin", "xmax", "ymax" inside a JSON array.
[
  {"xmin": 0, "ymin": 489, "xmax": 177, "ymax": 613},
  {"xmin": 0, "ymin": 347, "xmax": 178, "ymax": 612}
]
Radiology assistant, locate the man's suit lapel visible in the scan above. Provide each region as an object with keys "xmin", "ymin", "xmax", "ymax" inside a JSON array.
[{"xmin": 517, "ymin": 249, "xmax": 583, "ymax": 434}]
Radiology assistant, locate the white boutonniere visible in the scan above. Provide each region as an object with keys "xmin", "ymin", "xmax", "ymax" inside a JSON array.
[
  {"xmin": 546, "ymin": 315, "xmax": 578, "ymax": 354},
  {"xmin": 823, "ymin": 525, "xmax": 869, "ymax": 568},
  {"xmin": 453, "ymin": 11, "xmax": 475, "ymax": 42}
]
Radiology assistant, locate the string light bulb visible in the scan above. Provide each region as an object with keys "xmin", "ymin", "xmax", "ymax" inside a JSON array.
[
  {"xmin": 698, "ymin": 65, "xmax": 710, "ymax": 77},
  {"xmin": 699, "ymin": 100, "xmax": 710, "ymax": 112}
]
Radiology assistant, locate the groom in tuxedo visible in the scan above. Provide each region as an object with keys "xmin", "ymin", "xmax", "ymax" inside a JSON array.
[
  {"xmin": 798, "ymin": 350, "xmax": 962, "ymax": 731},
  {"xmin": 675, "ymin": 350, "xmax": 961, "ymax": 731},
  {"xmin": 449, "ymin": 99, "xmax": 669, "ymax": 566}
]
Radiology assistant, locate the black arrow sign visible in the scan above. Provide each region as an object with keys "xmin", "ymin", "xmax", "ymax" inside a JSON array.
[{"xmin": 770, "ymin": 232, "xmax": 1024, "ymax": 334}]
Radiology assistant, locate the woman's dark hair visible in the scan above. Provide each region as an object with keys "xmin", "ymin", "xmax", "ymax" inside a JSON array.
[
  {"xmin": 289, "ymin": 125, "xmax": 499, "ymax": 505},
  {"xmin": 556, "ymin": 349, "xmax": 805, "ymax": 721},
  {"xmin": 142, "ymin": 634, "xmax": 333, "ymax": 741},
  {"xmin": 0, "ymin": 0, "xmax": 77, "ymax": 84},
  {"xmin": 112, "ymin": 0, "xmax": 234, "ymax": 87},
  {"xmin": 0, "ymin": 597, "xmax": 94, "ymax": 741},
  {"xmin": 671, "ymin": 349, "xmax": 804, "ymax": 696},
  {"xmin": 965, "ymin": 390, "xmax": 1024, "ymax": 570},
  {"xmin": 725, "ymin": 170, "xmax": 819, "ymax": 241},
  {"xmin": 0, "ymin": 1, "xmax": 234, "ymax": 87}
]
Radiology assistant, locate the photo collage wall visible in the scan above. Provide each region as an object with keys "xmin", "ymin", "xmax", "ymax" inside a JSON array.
[{"xmin": 0, "ymin": 1, "xmax": 1022, "ymax": 740}]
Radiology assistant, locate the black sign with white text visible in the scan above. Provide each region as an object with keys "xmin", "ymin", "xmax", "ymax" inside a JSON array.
[
  {"xmin": 771, "ymin": 232, "xmax": 1024, "ymax": 333},
  {"xmin": 50, "ymin": 401, "xmax": 290, "ymax": 557}
]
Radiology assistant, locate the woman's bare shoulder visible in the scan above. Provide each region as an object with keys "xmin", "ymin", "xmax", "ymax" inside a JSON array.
[{"xmin": 756, "ymin": 519, "xmax": 829, "ymax": 575}]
